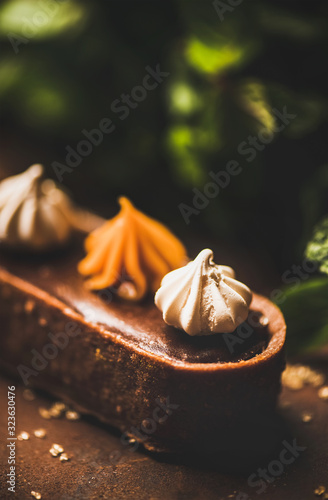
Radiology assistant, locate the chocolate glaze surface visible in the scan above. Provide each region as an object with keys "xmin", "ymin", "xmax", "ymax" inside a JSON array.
[{"xmin": 0, "ymin": 244, "xmax": 269, "ymax": 365}]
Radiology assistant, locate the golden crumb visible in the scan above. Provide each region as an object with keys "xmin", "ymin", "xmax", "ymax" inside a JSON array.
[
  {"xmin": 301, "ymin": 412, "xmax": 313, "ymax": 423},
  {"xmin": 49, "ymin": 444, "xmax": 64, "ymax": 457},
  {"xmin": 24, "ymin": 299, "xmax": 36, "ymax": 314},
  {"xmin": 52, "ymin": 402, "xmax": 66, "ymax": 412},
  {"xmin": 23, "ymin": 389, "xmax": 36, "ymax": 401},
  {"xmin": 38, "ymin": 317, "xmax": 47, "ymax": 327},
  {"xmin": 314, "ymin": 485, "xmax": 326, "ymax": 496},
  {"xmin": 59, "ymin": 453, "xmax": 70, "ymax": 462},
  {"xmin": 38, "ymin": 408, "xmax": 51, "ymax": 420},
  {"xmin": 282, "ymin": 365, "xmax": 325, "ymax": 391},
  {"xmin": 259, "ymin": 316, "xmax": 269, "ymax": 326},
  {"xmin": 48, "ymin": 408, "xmax": 61, "ymax": 418},
  {"xmin": 65, "ymin": 410, "xmax": 80, "ymax": 421},
  {"xmin": 17, "ymin": 431, "xmax": 30, "ymax": 441},
  {"xmin": 47, "ymin": 401, "xmax": 66, "ymax": 418},
  {"xmin": 31, "ymin": 491, "xmax": 41, "ymax": 499},
  {"xmin": 34, "ymin": 429, "xmax": 46, "ymax": 439},
  {"xmin": 318, "ymin": 386, "xmax": 328, "ymax": 401}
]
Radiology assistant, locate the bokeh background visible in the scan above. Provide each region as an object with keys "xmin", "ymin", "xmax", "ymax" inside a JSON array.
[{"xmin": 0, "ymin": 0, "xmax": 327, "ymax": 353}]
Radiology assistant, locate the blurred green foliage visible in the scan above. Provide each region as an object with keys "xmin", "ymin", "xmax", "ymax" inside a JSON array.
[
  {"xmin": 0, "ymin": 0, "xmax": 327, "ymax": 271},
  {"xmin": 277, "ymin": 212, "xmax": 328, "ymax": 356},
  {"xmin": 0, "ymin": 0, "xmax": 87, "ymax": 39},
  {"xmin": 306, "ymin": 216, "xmax": 328, "ymax": 275},
  {"xmin": 278, "ymin": 277, "xmax": 328, "ymax": 356}
]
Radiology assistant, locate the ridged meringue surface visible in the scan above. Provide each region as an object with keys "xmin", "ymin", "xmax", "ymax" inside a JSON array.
[
  {"xmin": 155, "ymin": 248, "xmax": 252, "ymax": 336},
  {"xmin": 0, "ymin": 164, "xmax": 102, "ymax": 251},
  {"xmin": 78, "ymin": 197, "xmax": 187, "ymax": 301}
]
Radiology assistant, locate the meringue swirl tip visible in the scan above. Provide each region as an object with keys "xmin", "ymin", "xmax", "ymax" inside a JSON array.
[{"xmin": 155, "ymin": 248, "xmax": 253, "ymax": 336}]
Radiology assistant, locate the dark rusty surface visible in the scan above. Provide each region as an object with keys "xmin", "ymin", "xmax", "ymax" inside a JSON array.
[{"xmin": 0, "ymin": 366, "xmax": 328, "ymax": 500}]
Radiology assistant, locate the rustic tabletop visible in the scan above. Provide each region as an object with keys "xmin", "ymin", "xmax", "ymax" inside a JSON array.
[{"xmin": 1, "ymin": 360, "xmax": 328, "ymax": 500}]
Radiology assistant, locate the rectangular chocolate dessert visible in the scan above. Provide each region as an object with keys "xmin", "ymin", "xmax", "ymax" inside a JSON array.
[{"xmin": 0, "ymin": 245, "xmax": 286, "ymax": 453}]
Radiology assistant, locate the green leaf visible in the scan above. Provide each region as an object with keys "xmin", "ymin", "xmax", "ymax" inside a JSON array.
[
  {"xmin": 185, "ymin": 34, "xmax": 258, "ymax": 76},
  {"xmin": 0, "ymin": 58, "xmax": 22, "ymax": 97},
  {"xmin": 278, "ymin": 277, "xmax": 328, "ymax": 355},
  {"xmin": 0, "ymin": 0, "xmax": 87, "ymax": 40},
  {"xmin": 237, "ymin": 81, "xmax": 276, "ymax": 134},
  {"xmin": 305, "ymin": 216, "xmax": 328, "ymax": 275},
  {"xmin": 168, "ymin": 81, "xmax": 202, "ymax": 116},
  {"xmin": 166, "ymin": 125, "xmax": 207, "ymax": 186}
]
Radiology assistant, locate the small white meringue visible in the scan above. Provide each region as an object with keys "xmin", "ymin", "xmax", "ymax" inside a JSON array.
[
  {"xmin": 0, "ymin": 164, "xmax": 102, "ymax": 251},
  {"xmin": 155, "ymin": 248, "xmax": 252, "ymax": 336}
]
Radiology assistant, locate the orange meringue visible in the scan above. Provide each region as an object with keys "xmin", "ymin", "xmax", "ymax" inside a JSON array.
[{"xmin": 78, "ymin": 197, "xmax": 187, "ymax": 300}]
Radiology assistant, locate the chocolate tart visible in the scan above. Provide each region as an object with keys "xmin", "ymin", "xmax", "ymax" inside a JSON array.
[{"xmin": 0, "ymin": 247, "xmax": 286, "ymax": 453}]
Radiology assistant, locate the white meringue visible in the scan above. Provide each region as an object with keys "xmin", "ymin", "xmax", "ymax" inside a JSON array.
[
  {"xmin": 154, "ymin": 248, "xmax": 252, "ymax": 336},
  {"xmin": 0, "ymin": 164, "xmax": 103, "ymax": 251}
]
